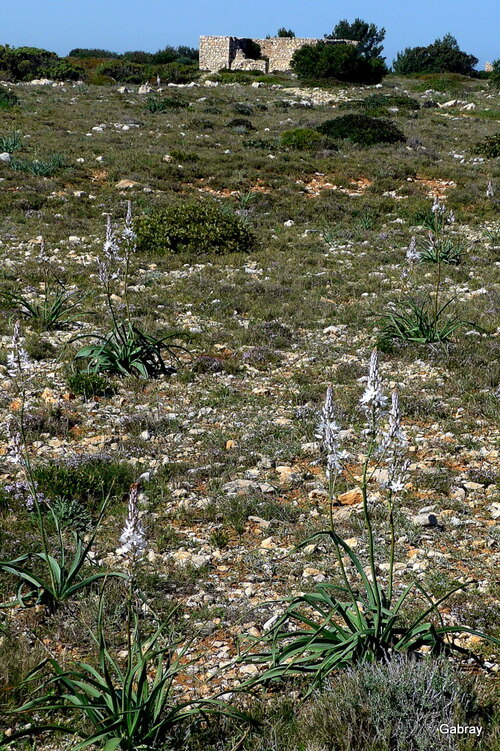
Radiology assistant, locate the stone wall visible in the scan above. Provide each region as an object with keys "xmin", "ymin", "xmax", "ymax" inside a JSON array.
[{"xmin": 199, "ymin": 36, "xmax": 357, "ymax": 73}]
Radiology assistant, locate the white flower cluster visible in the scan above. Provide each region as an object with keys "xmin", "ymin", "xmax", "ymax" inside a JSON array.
[
  {"xmin": 99, "ymin": 215, "xmax": 122, "ymax": 285},
  {"xmin": 431, "ymin": 196, "xmax": 455, "ymax": 225},
  {"xmin": 7, "ymin": 321, "xmax": 31, "ymax": 379},
  {"xmin": 99, "ymin": 200, "xmax": 136, "ymax": 287},
  {"xmin": 405, "ymin": 235, "xmax": 420, "ymax": 265},
  {"xmin": 380, "ymin": 391, "xmax": 409, "ymax": 494},
  {"xmin": 117, "ymin": 482, "xmax": 146, "ymax": 564},
  {"xmin": 316, "ymin": 385, "xmax": 345, "ymax": 480},
  {"xmin": 360, "ymin": 350, "xmax": 388, "ymax": 435},
  {"xmin": 317, "ymin": 351, "xmax": 409, "ymax": 496},
  {"xmin": 122, "ymin": 200, "xmax": 137, "ymax": 249}
]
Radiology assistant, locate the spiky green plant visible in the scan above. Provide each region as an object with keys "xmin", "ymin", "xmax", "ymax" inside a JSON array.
[
  {"xmin": 8, "ymin": 609, "xmax": 249, "ymax": 750},
  {"xmin": 0, "ymin": 505, "xmax": 125, "ymax": 613},
  {"xmin": 74, "ymin": 321, "xmax": 189, "ymax": 378},
  {"xmin": 239, "ymin": 355, "xmax": 499, "ymax": 693},
  {"xmin": 379, "ymin": 297, "xmax": 476, "ymax": 345},
  {"xmin": 1, "ymin": 287, "xmax": 82, "ymax": 330}
]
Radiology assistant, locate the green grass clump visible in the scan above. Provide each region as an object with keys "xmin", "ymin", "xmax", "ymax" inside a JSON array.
[
  {"xmin": 0, "ymin": 131, "xmax": 22, "ymax": 152},
  {"xmin": 67, "ymin": 371, "xmax": 116, "ymax": 398},
  {"xmin": 0, "ymin": 89, "xmax": 18, "ymax": 109},
  {"xmin": 135, "ymin": 201, "xmax": 256, "ymax": 256},
  {"xmin": 474, "ymin": 132, "xmax": 500, "ymax": 158},
  {"xmin": 317, "ymin": 114, "xmax": 406, "ymax": 146},
  {"xmin": 280, "ymin": 127, "xmax": 337, "ymax": 151},
  {"xmin": 145, "ymin": 95, "xmax": 187, "ymax": 112},
  {"xmin": 32, "ymin": 455, "xmax": 134, "ymax": 509},
  {"xmin": 339, "ymin": 93, "xmax": 420, "ymax": 116},
  {"xmin": 9, "ymin": 153, "xmax": 65, "ymax": 176}
]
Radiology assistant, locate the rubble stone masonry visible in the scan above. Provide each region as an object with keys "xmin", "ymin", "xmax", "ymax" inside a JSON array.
[{"xmin": 199, "ymin": 36, "xmax": 357, "ymax": 73}]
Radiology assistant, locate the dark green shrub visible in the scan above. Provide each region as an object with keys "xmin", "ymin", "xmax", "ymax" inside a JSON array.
[
  {"xmin": 154, "ymin": 62, "xmax": 199, "ymax": 84},
  {"xmin": 208, "ymin": 69, "xmax": 262, "ymax": 84},
  {"xmin": 291, "ymin": 42, "xmax": 386, "ymax": 84},
  {"xmin": 325, "ymin": 18, "xmax": 386, "ymax": 60},
  {"xmin": 244, "ymin": 136, "xmax": 275, "ymax": 150},
  {"xmin": 24, "ymin": 334, "xmax": 57, "ymax": 361},
  {"xmin": 474, "ymin": 132, "xmax": 500, "ymax": 158},
  {"xmin": 0, "ymin": 89, "xmax": 18, "ymax": 109},
  {"xmin": 490, "ymin": 59, "xmax": 500, "ymax": 88},
  {"xmin": 135, "ymin": 201, "xmax": 256, "ymax": 256},
  {"xmin": 95, "ymin": 60, "xmax": 145, "ymax": 83},
  {"xmin": 68, "ymin": 48, "xmax": 121, "ymax": 59},
  {"xmin": 232, "ymin": 102, "xmax": 254, "ymax": 115},
  {"xmin": 169, "ymin": 149, "xmax": 199, "ymax": 162},
  {"xmin": 122, "ymin": 50, "xmax": 154, "ymax": 64},
  {"xmin": 32, "ymin": 455, "xmax": 134, "ymax": 509},
  {"xmin": 317, "ymin": 114, "xmax": 405, "ymax": 145},
  {"xmin": 0, "ymin": 45, "xmax": 58, "ymax": 81},
  {"xmin": 46, "ymin": 60, "xmax": 84, "ymax": 80},
  {"xmin": 67, "ymin": 371, "xmax": 116, "ymax": 398},
  {"xmin": 280, "ymin": 127, "xmax": 337, "ymax": 151},
  {"xmin": 393, "ymin": 34, "xmax": 478, "ymax": 75},
  {"xmin": 225, "ymin": 117, "xmax": 255, "ymax": 132}
]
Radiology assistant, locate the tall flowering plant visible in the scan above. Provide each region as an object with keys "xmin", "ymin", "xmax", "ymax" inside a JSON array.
[
  {"xmin": 0, "ymin": 323, "xmax": 125, "ymax": 612},
  {"xmin": 74, "ymin": 202, "xmax": 190, "ymax": 378},
  {"xmin": 241, "ymin": 352, "xmax": 499, "ymax": 691}
]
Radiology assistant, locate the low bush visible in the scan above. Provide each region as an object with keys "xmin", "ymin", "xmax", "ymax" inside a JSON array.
[
  {"xmin": 135, "ymin": 201, "xmax": 256, "ymax": 256},
  {"xmin": 280, "ymin": 127, "xmax": 337, "ymax": 151},
  {"xmin": 95, "ymin": 60, "xmax": 145, "ymax": 83},
  {"xmin": 0, "ymin": 44, "xmax": 58, "ymax": 81},
  {"xmin": 145, "ymin": 95, "xmax": 187, "ymax": 112},
  {"xmin": 339, "ymin": 92, "xmax": 420, "ymax": 115},
  {"xmin": 46, "ymin": 59, "xmax": 84, "ymax": 80},
  {"xmin": 68, "ymin": 48, "xmax": 121, "ymax": 59},
  {"xmin": 297, "ymin": 658, "xmax": 489, "ymax": 751},
  {"xmin": 291, "ymin": 42, "xmax": 386, "ymax": 85},
  {"xmin": 225, "ymin": 117, "xmax": 255, "ymax": 132},
  {"xmin": 232, "ymin": 102, "xmax": 254, "ymax": 116},
  {"xmin": 0, "ymin": 89, "xmax": 18, "ymax": 109},
  {"xmin": 317, "ymin": 114, "xmax": 405, "ymax": 145},
  {"xmin": 474, "ymin": 132, "xmax": 500, "ymax": 158},
  {"xmin": 155, "ymin": 62, "xmax": 199, "ymax": 84},
  {"xmin": 32, "ymin": 454, "xmax": 134, "ymax": 509},
  {"xmin": 66, "ymin": 371, "xmax": 116, "ymax": 398}
]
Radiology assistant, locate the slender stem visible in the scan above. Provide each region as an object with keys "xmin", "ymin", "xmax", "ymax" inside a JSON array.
[
  {"xmin": 123, "ymin": 247, "xmax": 131, "ymax": 323},
  {"xmin": 433, "ymin": 236, "xmax": 442, "ymax": 331},
  {"xmin": 361, "ymin": 438, "xmax": 382, "ymax": 626},
  {"xmin": 18, "ymin": 390, "xmax": 56, "ymax": 597},
  {"xmin": 328, "ymin": 470, "xmax": 363, "ymax": 624},
  {"xmin": 387, "ymin": 490, "xmax": 396, "ymax": 604}
]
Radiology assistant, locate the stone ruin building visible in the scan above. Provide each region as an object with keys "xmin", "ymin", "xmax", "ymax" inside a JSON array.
[{"xmin": 199, "ymin": 36, "xmax": 357, "ymax": 73}]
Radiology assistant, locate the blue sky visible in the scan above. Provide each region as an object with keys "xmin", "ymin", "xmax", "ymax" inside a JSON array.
[{"xmin": 1, "ymin": 0, "xmax": 497, "ymax": 68}]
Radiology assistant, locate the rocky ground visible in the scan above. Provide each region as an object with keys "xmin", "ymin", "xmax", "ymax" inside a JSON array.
[{"xmin": 0, "ymin": 71, "xmax": 499, "ymax": 748}]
